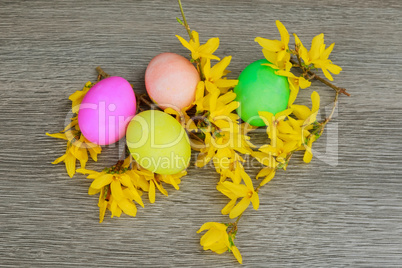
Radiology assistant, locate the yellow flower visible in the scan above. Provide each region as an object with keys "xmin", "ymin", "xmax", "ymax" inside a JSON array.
[
  {"xmin": 294, "ymin": 33, "xmax": 342, "ymax": 81},
  {"xmin": 156, "ymin": 170, "xmax": 187, "ymax": 190},
  {"xmin": 77, "ymin": 158, "xmax": 145, "ymax": 222},
  {"xmin": 131, "ymin": 165, "xmax": 168, "ymax": 204},
  {"xmin": 303, "ymin": 134, "xmax": 319, "ymax": 164},
  {"xmin": 277, "ymin": 116, "xmax": 309, "ymax": 149},
  {"xmin": 258, "ymin": 108, "xmax": 293, "ymax": 140},
  {"xmin": 193, "ymin": 86, "xmax": 253, "ymax": 169},
  {"xmin": 293, "ymin": 33, "xmax": 310, "ymax": 64},
  {"xmin": 217, "ymin": 171, "xmax": 259, "ymax": 219},
  {"xmin": 276, "ymin": 70, "xmax": 311, "ymax": 91},
  {"xmin": 293, "ymin": 33, "xmax": 317, "ymax": 66},
  {"xmin": 176, "ymin": 30, "xmax": 220, "ymax": 61},
  {"xmin": 288, "ymin": 91, "xmax": 321, "ymax": 163},
  {"xmin": 256, "ymin": 166, "xmax": 276, "ymax": 187},
  {"xmin": 47, "ymin": 116, "xmax": 101, "ymax": 177},
  {"xmin": 275, "ymin": 70, "xmax": 311, "ymax": 106},
  {"xmin": 309, "ymin": 33, "xmax": 325, "ymax": 63},
  {"xmin": 252, "ymin": 150, "xmax": 276, "ymax": 169},
  {"xmin": 203, "ymin": 57, "xmax": 238, "ymax": 93},
  {"xmin": 255, "ymin": 20, "xmax": 290, "ymax": 61},
  {"xmin": 259, "ymin": 137, "xmax": 297, "ymax": 167},
  {"xmin": 291, "ymin": 91, "xmax": 320, "ymax": 127},
  {"xmin": 255, "ymin": 20, "xmax": 292, "ymax": 71},
  {"xmin": 47, "ymin": 79, "xmax": 99, "ymax": 179},
  {"xmin": 196, "ymin": 129, "xmax": 252, "ymax": 169},
  {"xmin": 197, "ymin": 222, "xmax": 243, "ymax": 264},
  {"xmin": 311, "ymin": 42, "xmax": 342, "ymax": 81},
  {"xmin": 68, "ymin": 81, "xmax": 93, "ymax": 114},
  {"xmin": 193, "ymin": 81, "xmax": 206, "ymax": 112},
  {"xmin": 50, "ymin": 144, "xmax": 78, "ymax": 178}
]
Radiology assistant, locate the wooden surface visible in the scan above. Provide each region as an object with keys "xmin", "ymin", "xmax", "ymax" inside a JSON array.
[{"xmin": 1, "ymin": 0, "xmax": 402, "ymax": 267}]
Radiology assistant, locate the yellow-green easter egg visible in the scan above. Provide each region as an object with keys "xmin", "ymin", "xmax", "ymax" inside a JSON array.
[
  {"xmin": 126, "ymin": 110, "xmax": 191, "ymax": 175},
  {"xmin": 234, "ymin": 59, "xmax": 290, "ymax": 126}
]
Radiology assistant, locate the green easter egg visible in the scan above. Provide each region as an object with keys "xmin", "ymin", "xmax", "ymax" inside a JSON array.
[{"xmin": 234, "ymin": 59, "xmax": 290, "ymax": 126}]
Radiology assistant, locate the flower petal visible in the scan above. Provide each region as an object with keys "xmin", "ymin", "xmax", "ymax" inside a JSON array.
[
  {"xmin": 211, "ymin": 56, "xmax": 231, "ymax": 81},
  {"xmin": 260, "ymin": 169, "xmax": 276, "ymax": 186},
  {"xmin": 276, "ymin": 20, "xmax": 289, "ymax": 46},
  {"xmin": 110, "ymin": 180, "xmax": 125, "ymax": 202},
  {"xmin": 88, "ymin": 187, "xmax": 100, "ymax": 195},
  {"xmin": 51, "ymin": 153, "xmax": 67, "ymax": 165},
  {"xmin": 175, "ymin": 35, "xmax": 194, "ymax": 54},
  {"xmin": 229, "ymin": 197, "xmax": 250, "ymax": 219},
  {"xmin": 199, "ymin": 37, "xmax": 220, "ymax": 58},
  {"xmin": 292, "ymin": 105, "xmax": 311, "ymax": 120},
  {"xmin": 250, "ymin": 192, "xmax": 259, "ymax": 210},
  {"xmin": 64, "ymin": 152, "xmax": 76, "ymax": 178},
  {"xmin": 303, "ymin": 139, "xmax": 314, "ymax": 163},
  {"xmin": 311, "ymin": 91, "xmax": 320, "ymax": 114},
  {"xmin": 221, "ymin": 181, "xmax": 248, "ymax": 198},
  {"xmin": 99, "ymin": 199, "xmax": 108, "ymax": 223},
  {"xmin": 148, "ymin": 180, "xmax": 155, "ymax": 203},
  {"xmin": 327, "ymin": 63, "xmax": 342, "ymax": 75},
  {"xmin": 255, "ymin": 37, "xmax": 283, "ymax": 52},
  {"xmin": 118, "ymin": 199, "xmax": 137, "ymax": 217},
  {"xmin": 90, "ymin": 174, "xmax": 113, "ymax": 189},
  {"xmin": 221, "ymin": 198, "xmax": 237, "ymax": 215},
  {"xmin": 299, "ymin": 76, "xmax": 311, "ymax": 89},
  {"xmin": 309, "ymin": 33, "xmax": 324, "ymax": 61},
  {"xmin": 231, "ymin": 246, "xmax": 243, "ymax": 264},
  {"xmin": 46, "ymin": 132, "xmax": 68, "ymax": 140}
]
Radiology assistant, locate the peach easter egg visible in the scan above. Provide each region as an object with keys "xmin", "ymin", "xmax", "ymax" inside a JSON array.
[{"xmin": 145, "ymin": 52, "xmax": 200, "ymax": 110}]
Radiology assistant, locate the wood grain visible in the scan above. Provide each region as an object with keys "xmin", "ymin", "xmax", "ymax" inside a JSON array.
[{"xmin": 1, "ymin": 0, "xmax": 401, "ymax": 267}]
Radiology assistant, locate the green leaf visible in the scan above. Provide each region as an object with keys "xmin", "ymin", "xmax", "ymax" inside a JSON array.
[{"xmin": 176, "ymin": 17, "xmax": 184, "ymax": 25}]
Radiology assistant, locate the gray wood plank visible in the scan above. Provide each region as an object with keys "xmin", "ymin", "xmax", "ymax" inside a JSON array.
[{"xmin": 1, "ymin": 0, "xmax": 401, "ymax": 267}]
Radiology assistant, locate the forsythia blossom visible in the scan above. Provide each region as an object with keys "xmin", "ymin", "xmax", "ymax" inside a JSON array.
[
  {"xmin": 46, "ymin": 116, "xmax": 101, "ymax": 177},
  {"xmin": 77, "ymin": 157, "xmax": 187, "ymax": 222},
  {"xmin": 255, "ymin": 20, "xmax": 292, "ymax": 71},
  {"xmin": 47, "ymin": 81, "xmax": 101, "ymax": 177},
  {"xmin": 197, "ymin": 222, "xmax": 242, "ymax": 264},
  {"xmin": 176, "ymin": 30, "xmax": 220, "ymax": 61}
]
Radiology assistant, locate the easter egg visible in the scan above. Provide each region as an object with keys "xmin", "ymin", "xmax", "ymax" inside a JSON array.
[
  {"xmin": 78, "ymin": 76, "xmax": 136, "ymax": 145},
  {"xmin": 145, "ymin": 52, "xmax": 200, "ymax": 110},
  {"xmin": 126, "ymin": 110, "xmax": 191, "ymax": 175},
  {"xmin": 234, "ymin": 59, "xmax": 290, "ymax": 127}
]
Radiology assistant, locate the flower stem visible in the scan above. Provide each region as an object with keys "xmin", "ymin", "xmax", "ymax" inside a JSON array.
[
  {"xmin": 189, "ymin": 131, "xmax": 204, "ymax": 144},
  {"xmin": 309, "ymin": 72, "xmax": 350, "ymax": 97},
  {"xmin": 307, "ymin": 89, "xmax": 339, "ymax": 141},
  {"xmin": 289, "ymin": 58, "xmax": 350, "ymax": 96},
  {"xmin": 177, "ymin": 0, "xmax": 192, "ymax": 39},
  {"xmin": 136, "ymin": 93, "xmax": 163, "ymax": 111},
  {"xmin": 177, "ymin": 0, "xmax": 205, "ymax": 80}
]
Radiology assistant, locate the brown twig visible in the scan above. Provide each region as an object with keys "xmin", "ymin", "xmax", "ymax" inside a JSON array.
[
  {"xmin": 135, "ymin": 93, "xmax": 162, "ymax": 111},
  {"xmin": 188, "ymin": 131, "xmax": 204, "ymax": 144},
  {"xmin": 289, "ymin": 58, "xmax": 350, "ymax": 96},
  {"xmin": 307, "ymin": 89, "xmax": 339, "ymax": 141},
  {"xmin": 96, "ymin": 66, "xmax": 111, "ymax": 79}
]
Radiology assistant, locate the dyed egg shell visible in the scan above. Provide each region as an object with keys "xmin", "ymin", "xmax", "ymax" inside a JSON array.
[
  {"xmin": 234, "ymin": 59, "xmax": 290, "ymax": 127},
  {"xmin": 145, "ymin": 52, "xmax": 200, "ymax": 110},
  {"xmin": 78, "ymin": 76, "xmax": 136, "ymax": 145},
  {"xmin": 126, "ymin": 110, "xmax": 191, "ymax": 175}
]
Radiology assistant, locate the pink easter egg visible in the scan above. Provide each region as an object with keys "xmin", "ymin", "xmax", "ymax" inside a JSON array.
[
  {"xmin": 78, "ymin": 76, "xmax": 136, "ymax": 145},
  {"xmin": 145, "ymin": 52, "xmax": 200, "ymax": 110}
]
